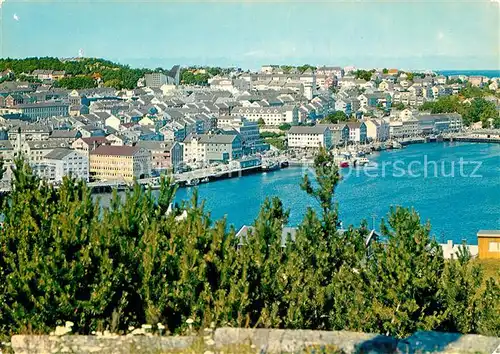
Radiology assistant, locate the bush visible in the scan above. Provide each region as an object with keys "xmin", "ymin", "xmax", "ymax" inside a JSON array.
[{"xmin": 0, "ymin": 156, "xmax": 498, "ymax": 338}]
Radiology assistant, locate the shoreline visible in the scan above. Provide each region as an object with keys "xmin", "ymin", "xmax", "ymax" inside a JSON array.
[{"xmin": 87, "ymin": 140, "xmax": 499, "ymax": 193}]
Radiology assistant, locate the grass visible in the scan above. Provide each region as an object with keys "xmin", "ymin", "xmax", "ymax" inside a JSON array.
[{"xmin": 473, "ymin": 258, "xmax": 500, "ymax": 289}]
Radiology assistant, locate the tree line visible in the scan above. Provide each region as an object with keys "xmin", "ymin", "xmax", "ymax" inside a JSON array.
[
  {"xmin": 420, "ymin": 87, "xmax": 500, "ymax": 128},
  {"xmin": 0, "ymin": 154, "xmax": 498, "ymax": 340},
  {"xmin": 0, "ymin": 57, "xmax": 154, "ymax": 90}
]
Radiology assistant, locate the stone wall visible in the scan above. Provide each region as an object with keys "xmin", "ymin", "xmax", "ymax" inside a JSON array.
[
  {"xmin": 214, "ymin": 328, "xmax": 500, "ymax": 354},
  {"xmin": 9, "ymin": 334, "xmax": 195, "ymax": 354},
  {"xmin": 9, "ymin": 328, "xmax": 500, "ymax": 354}
]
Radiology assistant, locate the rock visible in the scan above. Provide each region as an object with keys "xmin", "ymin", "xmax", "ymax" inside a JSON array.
[{"xmin": 54, "ymin": 326, "xmax": 72, "ymax": 336}]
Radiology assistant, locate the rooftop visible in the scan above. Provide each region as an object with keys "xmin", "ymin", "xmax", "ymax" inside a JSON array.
[
  {"xmin": 477, "ymin": 230, "xmax": 500, "ymax": 237},
  {"xmin": 288, "ymin": 125, "xmax": 328, "ymax": 134},
  {"xmin": 44, "ymin": 148, "xmax": 76, "ymax": 160},
  {"xmin": 90, "ymin": 145, "xmax": 143, "ymax": 157}
]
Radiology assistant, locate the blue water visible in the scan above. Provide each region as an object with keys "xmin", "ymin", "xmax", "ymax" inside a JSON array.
[
  {"xmin": 437, "ymin": 70, "xmax": 500, "ymax": 78},
  {"xmin": 175, "ymin": 143, "xmax": 500, "ymax": 245}
]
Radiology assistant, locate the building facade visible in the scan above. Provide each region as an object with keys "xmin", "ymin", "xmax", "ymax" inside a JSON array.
[
  {"xmin": 136, "ymin": 141, "xmax": 183, "ymax": 173},
  {"xmin": 89, "ymin": 145, "xmax": 151, "ymax": 182},
  {"xmin": 231, "ymin": 106, "xmax": 299, "ymax": 126},
  {"xmin": 287, "ymin": 126, "xmax": 332, "ymax": 149},
  {"xmin": 346, "ymin": 122, "xmax": 367, "ymax": 143},
  {"xmin": 477, "ymin": 230, "xmax": 500, "ymax": 259},
  {"xmin": 17, "ymin": 102, "xmax": 70, "ymax": 120},
  {"xmin": 183, "ymin": 134, "xmax": 243, "ymax": 163},
  {"xmin": 42, "ymin": 148, "xmax": 89, "ymax": 182}
]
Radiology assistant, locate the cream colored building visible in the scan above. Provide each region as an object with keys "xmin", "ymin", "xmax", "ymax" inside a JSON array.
[
  {"xmin": 389, "ymin": 118, "xmax": 420, "ymax": 138},
  {"xmin": 287, "ymin": 126, "xmax": 332, "ymax": 149},
  {"xmin": 182, "ymin": 134, "xmax": 243, "ymax": 163},
  {"xmin": 364, "ymin": 118, "xmax": 390, "ymax": 141},
  {"xmin": 89, "ymin": 145, "xmax": 151, "ymax": 182}
]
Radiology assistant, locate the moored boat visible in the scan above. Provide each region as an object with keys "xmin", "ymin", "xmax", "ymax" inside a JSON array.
[
  {"xmin": 262, "ymin": 160, "xmax": 280, "ymax": 171},
  {"xmin": 355, "ymin": 157, "xmax": 369, "ymax": 166},
  {"xmin": 186, "ymin": 178, "xmax": 200, "ymax": 186}
]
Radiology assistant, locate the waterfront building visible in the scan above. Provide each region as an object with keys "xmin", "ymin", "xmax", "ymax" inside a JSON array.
[
  {"xmin": 477, "ymin": 230, "xmax": 500, "ymax": 259},
  {"xmin": 417, "ymin": 113, "xmax": 463, "ymax": 134},
  {"xmin": 16, "ymin": 101, "xmax": 70, "ymax": 120},
  {"xmin": 364, "ymin": 118, "xmax": 390, "ymax": 142},
  {"xmin": 231, "ymin": 105, "xmax": 299, "ymax": 126},
  {"xmin": 217, "ymin": 116, "xmax": 267, "ymax": 153},
  {"xmin": 389, "ymin": 118, "xmax": 420, "ymax": 138},
  {"xmin": 89, "ymin": 145, "xmax": 151, "ymax": 182},
  {"xmin": 316, "ymin": 123, "xmax": 349, "ymax": 146},
  {"xmin": 182, "ymin": 133, "xmax": 243, "ymax": 163},
  {"xmin": 136, "ymin": 140, "xmax": 183, "ymax": 173},
  {"xmin": 287, "ymin": 125, "xmax": 333, "ymax": 149},
  {"xmin": 42, "ymin": 148, "xmax": 89, "ymax": 182},
  {"xmin": 346, "ymin": 122, "xmax": 368, "ymax": 143}
]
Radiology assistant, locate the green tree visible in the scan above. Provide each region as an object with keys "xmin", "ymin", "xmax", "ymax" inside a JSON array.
[
  {"xmin": 56, "ymin": 76, "xmax": 97, "ymax": 89},
  {"xmin": 321, "ymin": 111, "xmax": 348, "ymax": 124},
  {"xmin": 354, "ymin": 70, "xmax": 373, "ymax": 81},
  {"xmin": 393, "ymin": 102, "xmax": 406, "ymax": 111},
  {"xmin": 257, "ymin": 118, "xmax": 266, "ymax": 126},
  {"xmin": 366, "ymin": 207, "xmax": 445, "ymax": 337},
  {"xmin": 278, "ymin": 123, "xmax": 291, "ymax": 131}
]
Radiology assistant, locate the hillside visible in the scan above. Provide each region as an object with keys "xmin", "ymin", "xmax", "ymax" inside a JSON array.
[{"xmin": 0, "ymin": 57, "xmax": 153, "ymax": 90}]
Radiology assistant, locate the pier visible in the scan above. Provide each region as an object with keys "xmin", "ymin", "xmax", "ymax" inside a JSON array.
[{"xmin": 88, "ymin": 160, "xmax": 290, "ymax": 193}]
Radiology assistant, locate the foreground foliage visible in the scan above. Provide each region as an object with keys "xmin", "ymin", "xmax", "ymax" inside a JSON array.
[{"xmin": 0, "ymin": 154, "xmax": 498, "ymax": 339}]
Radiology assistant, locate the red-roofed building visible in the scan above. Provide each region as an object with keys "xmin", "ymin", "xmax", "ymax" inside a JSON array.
[{"xmin": 72, "ymin": 137, "xmax": 109, "ymax": 158}]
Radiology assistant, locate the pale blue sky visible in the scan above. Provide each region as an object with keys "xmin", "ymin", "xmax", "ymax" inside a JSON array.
[{"xmin": 0, "ymin": 0, "xmax": 499, "ymax": 70}]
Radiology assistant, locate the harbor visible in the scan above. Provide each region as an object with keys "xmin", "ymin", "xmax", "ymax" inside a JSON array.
[
  {"xmin": 88, "ymin": 131, "xmax": 500, "ymax": 194},
  {"xmin": 94, "ymin": 142, "xmax": 500, "ymax": 246}
]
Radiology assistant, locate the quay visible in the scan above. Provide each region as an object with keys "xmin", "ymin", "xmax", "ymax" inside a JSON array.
[{"xmin": 88, "ymin": 157, "xmax": 290, "ymax": 194}]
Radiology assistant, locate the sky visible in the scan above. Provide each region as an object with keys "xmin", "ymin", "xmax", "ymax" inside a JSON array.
[{"xmin": 0, "ymin": 0, "xmax": 499, "ymax": 70}]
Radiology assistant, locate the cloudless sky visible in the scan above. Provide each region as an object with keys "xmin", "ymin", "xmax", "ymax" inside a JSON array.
[{"xmin": 0, "ymin": 0, "xmax": 499, "ymax": 70}]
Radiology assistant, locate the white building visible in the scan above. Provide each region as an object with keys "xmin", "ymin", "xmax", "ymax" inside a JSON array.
[
  {"xmin": 231, "ymin": 105, "xmax": 299, "ymax": 126},
  {"xmin": 104, "ymin": 114, "xmax": 121, "ymax": 131},
  {"xmin": 389, "ymin": 118, "xmax": 421, "ymax": 138},
  {"xmin": 346, "ymin": 122, "xmax": 368, "ymax": 143},
  {"xmin": 42, "ymin": 148, "xmax": 89, "ymax": 182},
  {"xmin": 287, "ymin": 126, "xmax": 332, "ymax": 149},
  {"xmin": 182, "ymin": 134, "xmax": 243, "ymax": 163}
]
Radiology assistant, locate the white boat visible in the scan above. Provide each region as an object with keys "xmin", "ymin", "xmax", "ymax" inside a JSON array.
[
  {"xmin": 262, "ymin": 160, "xmax": 280, "ymax": 171},
  {"xmin": 355, "ymin": 157, "xmax": 370, "ymax": 166},
  {"xmin": 201, "ymin": 177, "xmax": 210, "ymax": 183},
  {"xmin": 185, "ymin": 178, "xmax": 200, "ymax": 186},
  {"xmin": 392, "ymin": 141, "xmax": 403, "ymax": 149}
]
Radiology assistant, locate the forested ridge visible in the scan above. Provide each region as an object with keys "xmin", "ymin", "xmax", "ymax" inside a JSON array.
[
  {"xmin": 0, "ymin": 153, "xmax": 498, "ymax": 340},
  {"xmin": 0, "ymin": 57, "xmax": 152, "ymax": 90}
]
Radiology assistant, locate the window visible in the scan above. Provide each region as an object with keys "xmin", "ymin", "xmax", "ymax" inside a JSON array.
[{"xmin": 488, "ymin": 241, "xmax": 500, "ymax": 253}]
